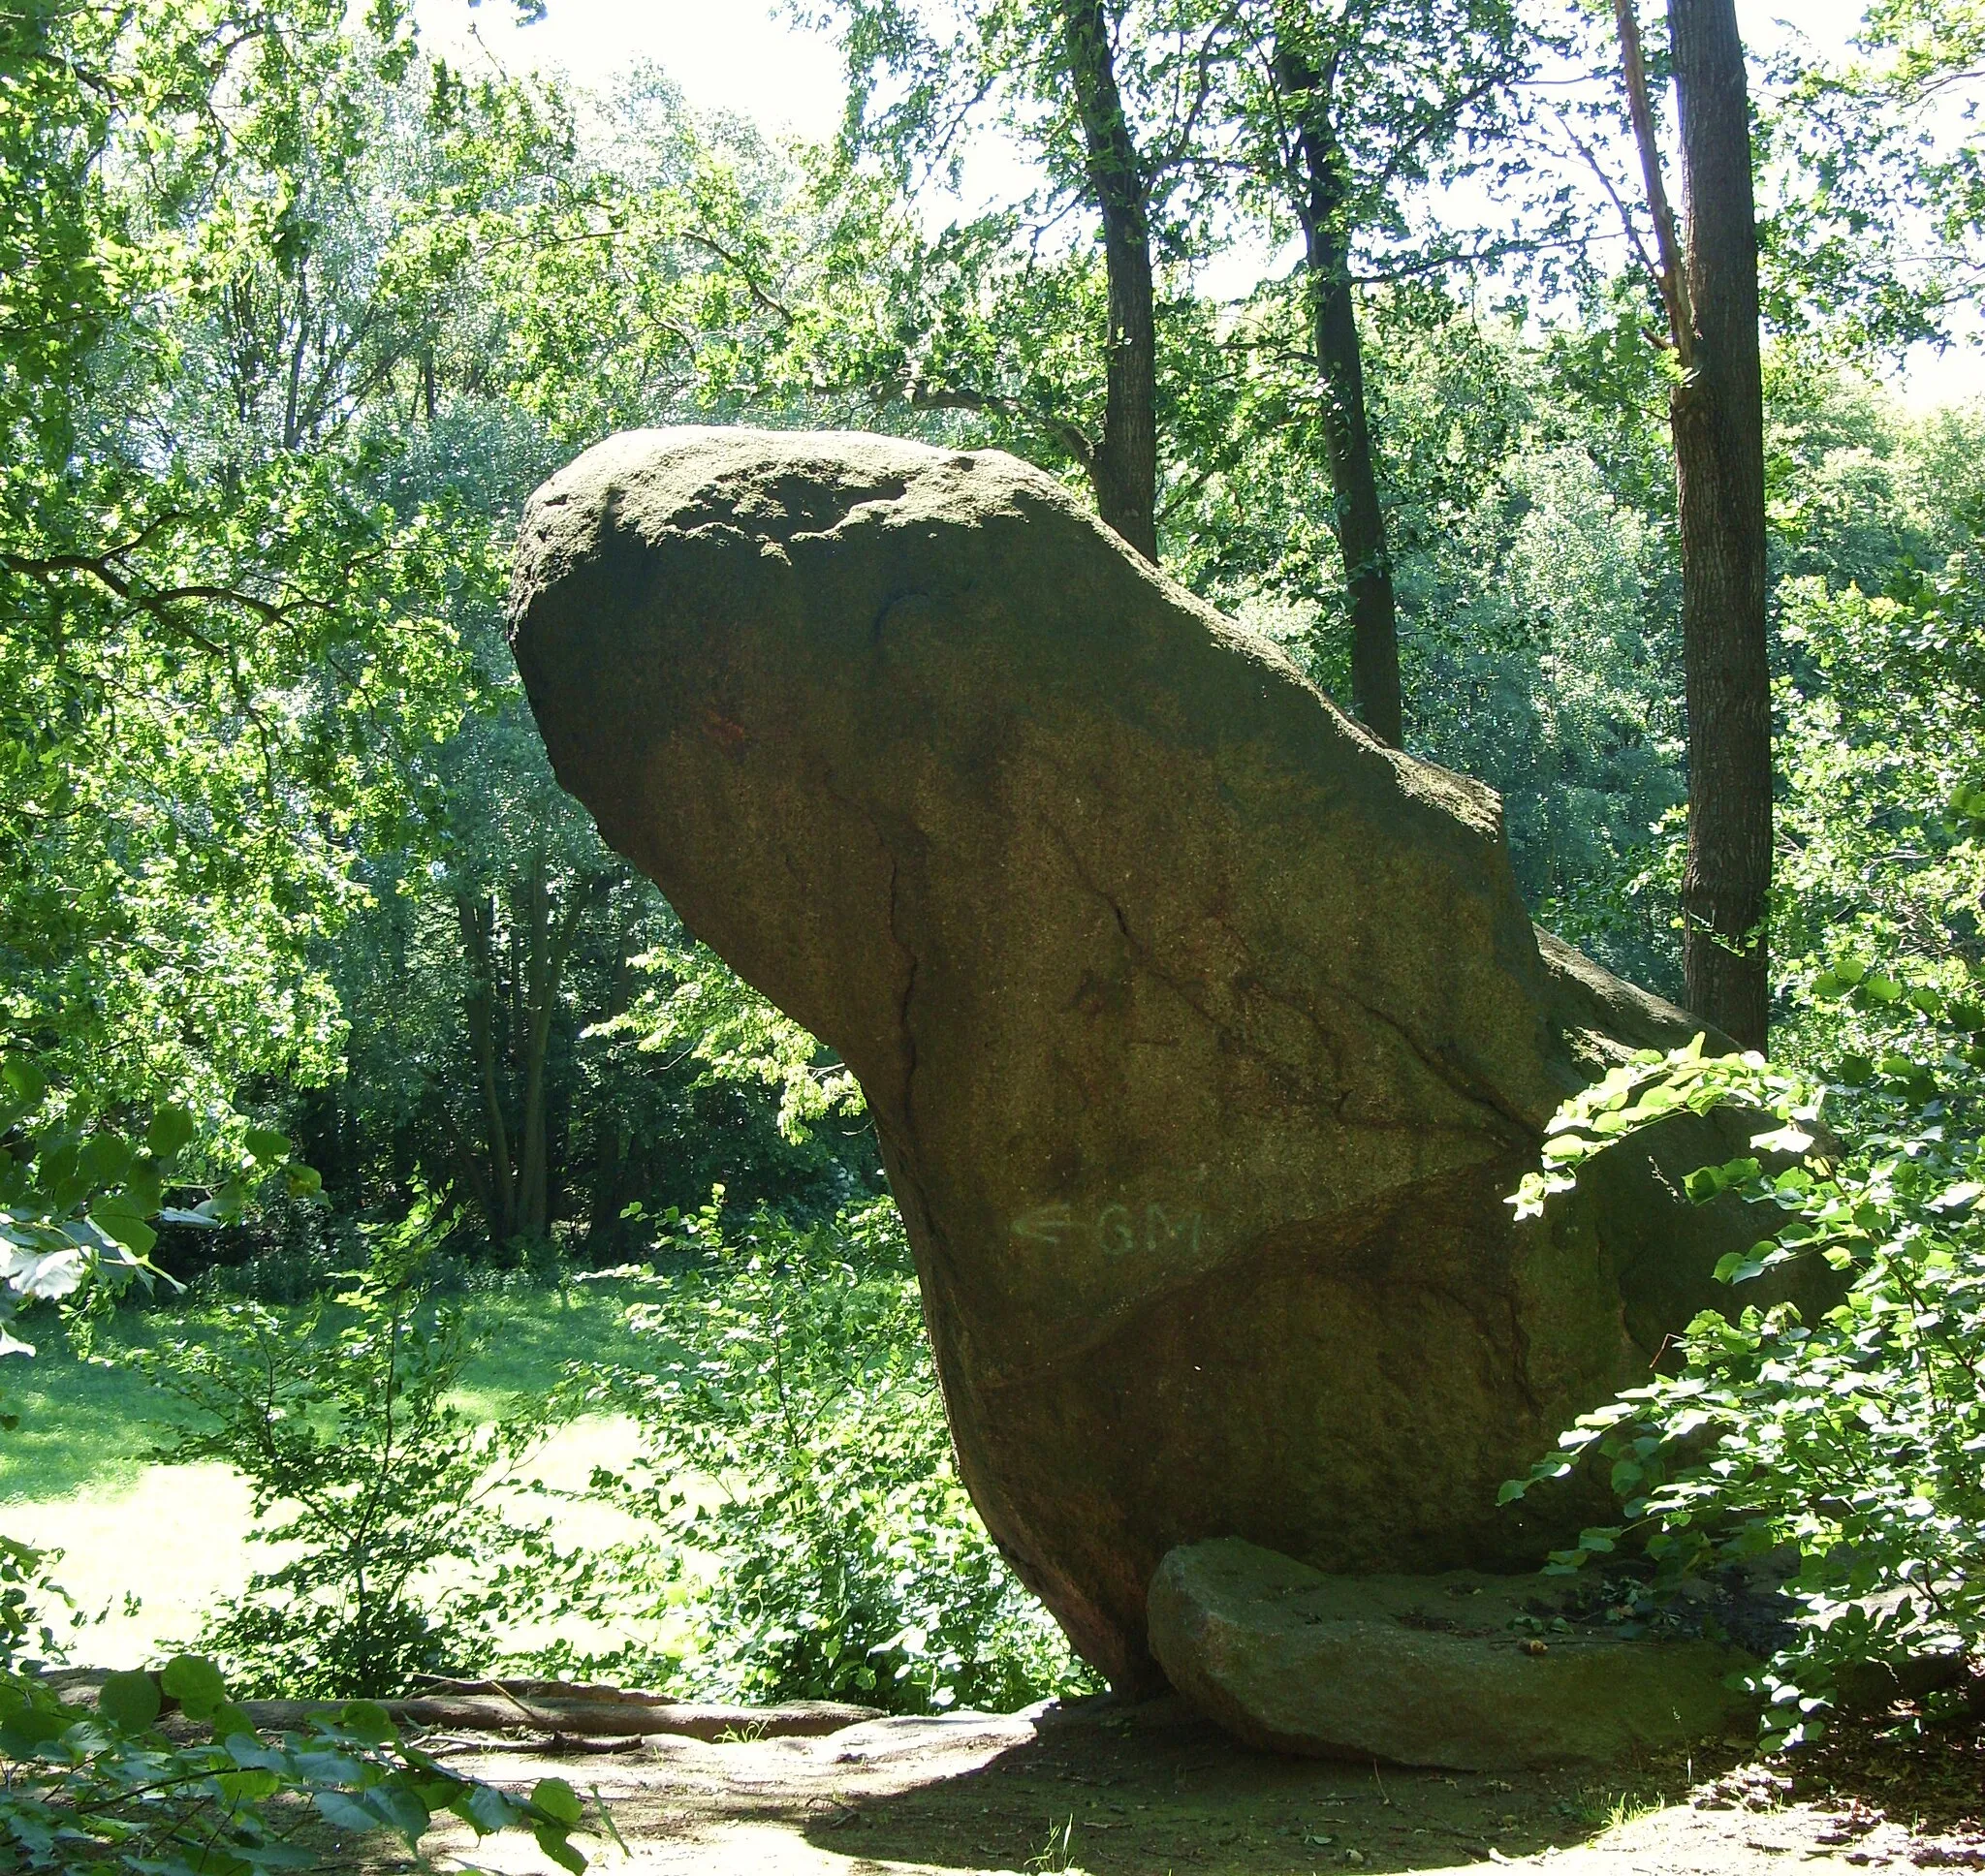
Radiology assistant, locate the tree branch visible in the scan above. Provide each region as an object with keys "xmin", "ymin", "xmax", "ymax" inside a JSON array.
[{"xmin": 1614, "ymin": 0, "xmax": 1695, "ymax": 365}]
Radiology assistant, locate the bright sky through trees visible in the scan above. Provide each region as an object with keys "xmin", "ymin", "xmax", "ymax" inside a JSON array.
[{"xmin": 415, "ymin": 0, "xmax": 1984, "ymax": 408}]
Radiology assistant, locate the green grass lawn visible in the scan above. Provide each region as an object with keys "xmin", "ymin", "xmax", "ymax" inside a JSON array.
[
  {"xmin": 0, "ymin": 1277, "xmax": 691, "ymax": 1673},
  {"xmin": 0, "ymin": 1278, "xmax": 673, "ymax": 1504}
]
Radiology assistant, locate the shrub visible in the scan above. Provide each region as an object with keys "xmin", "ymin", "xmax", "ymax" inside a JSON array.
[
  {"xmin": 1503, "ymin": 993, "xmax": 1985, "ymax": 1748},
  {"xmin": 561, "ymin": 1194, "xmax": 1097, "ymax": 1713},
  {"xmin": 129, "ymin": 1208, "xmax": 563, "ymax": 1698},
  {"xmin": 0, "ymin": 1093, "xmax": 590, "ymax": 1874}
]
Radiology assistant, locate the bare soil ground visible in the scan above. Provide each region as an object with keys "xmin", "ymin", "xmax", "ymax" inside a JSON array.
[{"xmin": 381, "ymin": 1696, "xmax": 1985, "ymax": 1876}]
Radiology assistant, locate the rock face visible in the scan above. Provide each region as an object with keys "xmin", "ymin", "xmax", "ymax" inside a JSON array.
[
  {"xmin": 509, "ymin": 426, "xmax": 1796, "ymax": 1695},
  {"xmin": 1147, "ymin": 1539, "xmax": 1756, "ymax": 1769}
]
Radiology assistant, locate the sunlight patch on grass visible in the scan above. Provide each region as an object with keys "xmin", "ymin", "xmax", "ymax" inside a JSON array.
[
  {"xmin": 0, "ymin": 1280, "xmax": 675, "ymax": 1504},
  {"xmin": 7, "ymin": 1414, "xmax": 696, "ymax": 1676},
  {"xmin": 11, "ymin": 1461, "xmax": 257, "ymax": 1672},
  {"xmin": 0, "ymin": 1282, "xmax": 696, "ymax": 1677}
]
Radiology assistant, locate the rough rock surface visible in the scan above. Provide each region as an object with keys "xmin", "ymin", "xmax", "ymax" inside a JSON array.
[
  {"xmin": 1148, "ymin": 1538, "xmax": 1755, "ymax": 1769},
  {"xmin": 508, "ymin": 425, "xmax": 1810, "ymax": 1693}
]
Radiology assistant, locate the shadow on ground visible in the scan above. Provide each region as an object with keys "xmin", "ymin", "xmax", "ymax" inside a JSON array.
[
  {"xmin": 799, "ymin": 1697, "xmax": 1690, "ymax": 1873},
  {"xmin": 398, "ymin": 1691, "xmax": 1985, "ymax": 1875}
]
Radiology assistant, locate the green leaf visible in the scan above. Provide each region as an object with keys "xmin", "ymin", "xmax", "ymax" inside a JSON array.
[
  {"xmin": 160, "ymin": 1653, "xmax": 230, "ymax": 1719},
  {"xmin": 89, "ymin": 1194, "xmax": 157, "ymax": 1256},
  {"xmin": 0, "ymin": 1706, "xmax": 77, "ymax": 1754},
  {"xmin": 216, "ymin": 1767, "xmax": 282, "ymax": 1807},
  {"xmin": 210, "ymin": 1701, "xmax": 261, "ymax": 1744},
  {"xmin": 98, "ymin": 1669, "xmax": 162, "ymax": 1733},
  {"xmin": 531, "ymin": 1777, "xmax": 583, "ymax": 1828},
  {"xmin": 243, "ymin": 1127, "xmax": 291, "ymax": 1167},
  {"xmin": 314, "ymin": 1790, "xmax": 384, "ymax": 1835},
  {"xmin": 146, "ymin": 1104, "xmax": 197, "ymax": 1162},
  {"xmin": 369, "ymin": 1779, "xmax": 432, "ymax": 1844},
  {"xmin": 535, "ymin": 1824, "xmax": 587, "ymax": 1874},
  {"xmin": 1686, "ymin": 1168, "xmax": 1725, "ymax": 1204},
  {"xmin": 79, "ymin": 1132, "xmax": 134, "ymax": 1186},
  {"xmin": 338, "ymin": 1700, "xmax": 396, "ymax": 1745},
  {"xmin": 1, "ymin": 1059, "xmax": 47, "ymax": 1113},
  {"xmin": 454, "ymin": 1782, "xmax": 521, "ymax": 1834}
]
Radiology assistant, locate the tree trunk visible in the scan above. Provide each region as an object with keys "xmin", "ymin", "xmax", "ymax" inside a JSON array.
[
  {"xmin": 1619, "ymin": 0, "xmax": 1772, "ymax": 1047},
  {"xmin": 516, "ymin": 858, "xmax": 599, "ymax": 1241},
  {"xmin": 1059, "ymin": 0, "xmax": 1159, "ymax": 563},
  {"xmin": 456, "ymin": 891, "xmax": 517, "ymax": 1244},
  {"xmin": 1670, "ymin": 0, "xmax": 1771, "ymax": 1048},
  {"xmin": 1276, "ymin": 47, "xmax": 1404, "ymax": 748},
  {"xmin": 586, "ymin": 915, "xmax": 640, "ymax": 1250},
  {"xmin": 518, "ymin": 856, "xmax": 554, "ymax": 1240}
]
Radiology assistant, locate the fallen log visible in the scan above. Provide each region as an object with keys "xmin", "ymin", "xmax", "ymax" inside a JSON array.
[
  {"xmin": 237, "ymin": 1679, "xmax": 883, "ymax": 1741},
  {"xmin": 47, "ymin": 1669, "xmax": 884, "ymax": 1741}
]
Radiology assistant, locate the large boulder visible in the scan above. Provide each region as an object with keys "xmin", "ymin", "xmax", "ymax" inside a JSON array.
[
  {"xmin": 508, "ymin": 426, "xmax": 1787, "ymax": 1695},
  {"xmin": 1147, "ymin": 1539, "xmax": 1756, "ymax": 1769}
]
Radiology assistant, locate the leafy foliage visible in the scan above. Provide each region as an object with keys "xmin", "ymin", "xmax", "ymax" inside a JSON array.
[
  {"xmin": 0, "ymin": 1140, "xmax": 588, "ymax": 1874},
  {"xmin": 603, "ymin": 942, "xmax": 866, "ymax": 1146},
  {"xmin": 558, "ymin": 1196, "xmax": 1094, "ymax": 1714},
  {"xmin": 126, "ymin": 1211, "xmax": 561, "ymax": 1697},
  {"xmin": 1504, "ymin": 983, "xmax": 1985, "ymax": 1747},
  {"xmin": 0, "ymin": 0, "xmax": 488, "ymax": 1138},
  {"xmin": 0, "ymin": 1654, "xmax": 589, "ymax": 1876}
]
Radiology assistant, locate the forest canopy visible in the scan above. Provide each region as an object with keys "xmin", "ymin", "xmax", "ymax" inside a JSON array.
[{"xmin": 4, "ymin": 0, "xmax": 1978, "ymax": 1273}]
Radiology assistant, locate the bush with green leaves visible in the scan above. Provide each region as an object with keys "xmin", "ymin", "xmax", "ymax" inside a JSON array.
[
  {"xmin": 0, "ymin": 1653, "xmax": 590, "ymax": 1876},
  {"xmin": 0, "ymin": 1117, "xmax": 589, "ymax": 1876},
  {"xmin": 1502, "ymin": 986, "xmax": 1985, "ymax": 1748},
  {"xmin": 126, "ymin": 1208, "xmax": 567, "ymax": 1698},
  {"xmin": 564, "ymin": 1195, "xmax": 1095, "ymax": 1714}
]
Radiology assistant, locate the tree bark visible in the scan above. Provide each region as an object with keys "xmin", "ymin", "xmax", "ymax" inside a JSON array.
[
  {"xmin": 456, "ymin": 890, "xmax": 517, "ymax": 1245},
  {"xmin": 1276, "ymin": 47, "xmax": 1404, "ymax": 748},
  {"xmin": 517, "ymin": 856, "xmax": 553, "ymax": 1238},
  {"xmin": 1618, "ymin": 0, "xmax": 1772, "ymax": 1047},
  {"xmin": 586, "ymin": 913, "xmax": 640, "ymax": 1250},
  {"xmin": 1059, "ymin": 0, "xmax": 1160, "ymax": 563},
  {"xmin": 516, "ymin": 858, "xmax": 600, "ymax": 1240}
]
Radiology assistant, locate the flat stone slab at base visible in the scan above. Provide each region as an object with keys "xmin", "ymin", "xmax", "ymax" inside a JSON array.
[{"xmin": 1149, "ymin": 1538, "xmax": 1756, "ymax": 1771}]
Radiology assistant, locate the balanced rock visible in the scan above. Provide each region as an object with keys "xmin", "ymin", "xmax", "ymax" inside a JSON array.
[
  {"xmin": 509, "ymin": 426, "xmax": 1794, "ymax": 1695},
  {"xmin": 1148, "ymin": 1539, "xmax": 1755, "ymax": 1769}
]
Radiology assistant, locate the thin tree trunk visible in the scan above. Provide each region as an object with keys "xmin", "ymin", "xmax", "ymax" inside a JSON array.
[
  {"xmin": 438, "ymin": 1104, "xmax": 496, "ymax": 1240},
  {"xmin": 456, "ymin": 891, "xmax": 517, "ymax": 1244},
  {"xmin": 1059, "ymin": 0, "xmax": 1160, "ymax": 562},
  {"xmin": 586, "ymin": 914, "xmax": 640, "ymax": 1250},
  {"xmin": 1276, "ymin": 47, "xmax": 1404, "ymax": 748},
  {"xmin": 518, "ymin": 856, "xmax": 554, "ymax": 1240},
  {"xmin": 1617, "ymin": 0, "xmax": 1772, "ymax": 1047},
  {"xmin": 282, "ymin": 271, "xmax": 309, "ymax": 453},
  {"xmin": 517, "ymin": 861, "xmax": 599, "ymax": 1240}
]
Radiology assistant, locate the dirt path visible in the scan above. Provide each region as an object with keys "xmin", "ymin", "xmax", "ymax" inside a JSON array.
[{"xmin": 396, "ymin": 1697, "xmax": 1984, "ymax": 1875}]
